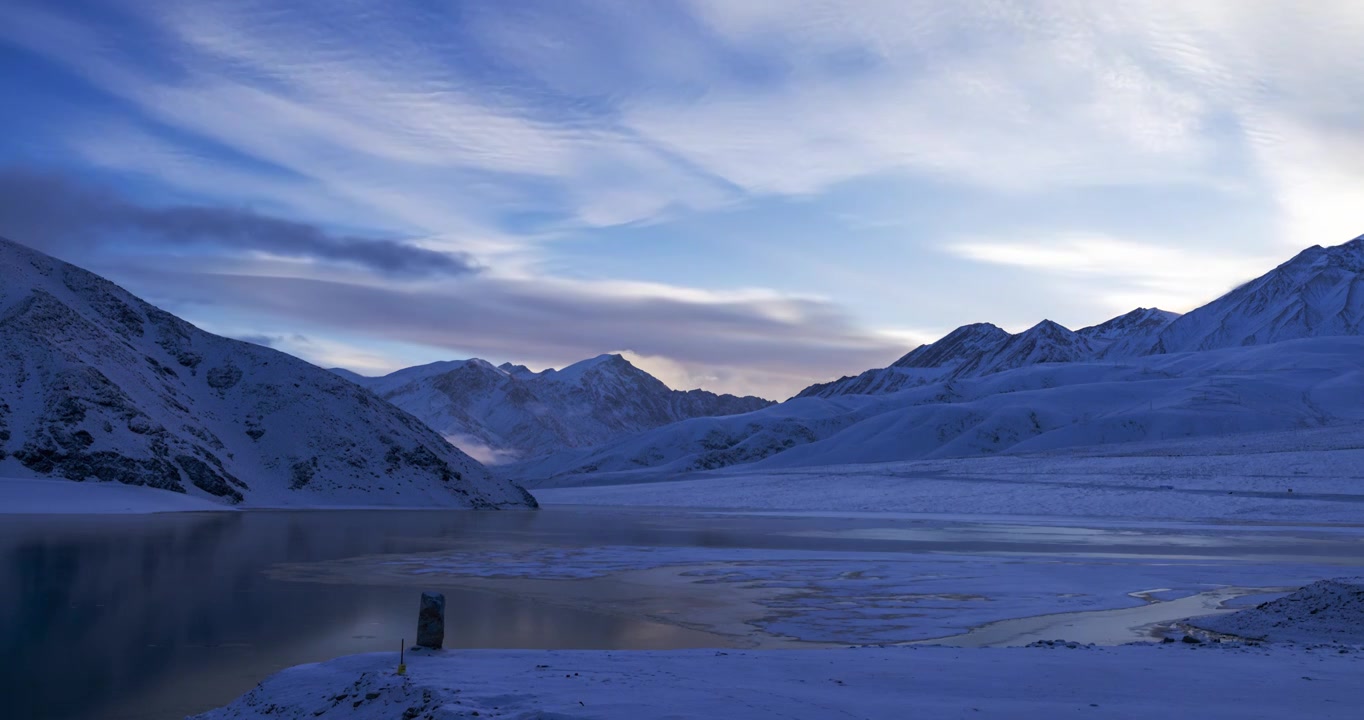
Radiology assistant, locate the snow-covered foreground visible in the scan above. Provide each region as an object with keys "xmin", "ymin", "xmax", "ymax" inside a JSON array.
[
  {"xmin": 195, "ymin": 643, "xmax": 1364, "ymax": 720},
  {"xmin": 534, "ymin": 425, "xmax": 1364, "ymax": 523},
  {"xmin": 0, "ymin": 476, "xmax": 233, "ymax": 514}
]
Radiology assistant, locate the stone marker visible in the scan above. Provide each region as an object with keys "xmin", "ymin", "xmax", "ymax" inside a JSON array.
[{"xmin": 417, "ymin": 591, "xmax": 446, "ymax": 649}]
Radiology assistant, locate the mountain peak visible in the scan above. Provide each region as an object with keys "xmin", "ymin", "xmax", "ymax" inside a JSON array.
[
  {"xmin": 968, "ymin": 318, "xmax": 1092, "ymax": 374},
  {"xmin": 1151, "ymin": 233, "xmax": 1364, "ymax": 354},
  {"xmin": 348, "ymin": 351, "xmax": 772, "ymax": 460},
  {"xmin": 892, "ymin": 322, "xmax": 1010, "ymax": 370},
  {"xmin": 1080, "ymin": 307, "xmax": 1179, "ymax": 338},
  {"xmin": 546, "ymin": 353, "xmax": 636, "ymax": 383},
  {"xmin": 1025, "ymin": 319, "xmax": 1073, "ymax": 335}
]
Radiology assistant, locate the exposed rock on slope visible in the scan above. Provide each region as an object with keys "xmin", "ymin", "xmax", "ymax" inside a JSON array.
[
  {"xmin": 1191, "ymin": 578, "xmax": 1364, "ymax": 644},
  {"xmin": 338, "ymin": 353, "xmax": 772, "ymax": 462},
  {"xmin": 0, "ymin": 236, "xmax": 536, "ymax": 509}
]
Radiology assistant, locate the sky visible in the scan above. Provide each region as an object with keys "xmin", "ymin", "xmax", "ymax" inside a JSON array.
[{"xmin": 0, "ymin": 0, "xmax": 1362, "ymax": 400}]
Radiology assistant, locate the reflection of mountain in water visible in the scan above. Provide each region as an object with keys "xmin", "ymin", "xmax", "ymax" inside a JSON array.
[{"xmin": 0, "ymin": 512, "xmax": 719, "ymax": 720}]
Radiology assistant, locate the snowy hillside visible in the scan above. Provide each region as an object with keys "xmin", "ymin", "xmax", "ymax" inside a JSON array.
[
  {"xmin": 1152, "ymin": 235, "xmax": 1364, "ymax": 354},
  {"xmin": 534, "ymin": 422, "xmax": 1364, "ymax": 522},
  {"xmin": 797, "ymin": 323, "xmax": 1010, "ymax": 398},
  {"xmin": 1078, "ymin": 307, "xmax": 1180, "ymax": 358},
  {"xmin": 799, "ymin": 235, "xmax": 1364, "ymax": 407},
  {"xmin": 337, "ymin": 353, "xmax": 772, "ymax": 462},
  {"xmin": 798, "ymin": 311, "xmax": 1180, "ymax": 401},
  {"xmin": 491, "ymin": 235, "xmax": 1364, "ymax": 485},
  {"xmin": 507, "ymin": 335, "xmax": 1364, "ymax": 485},
  {"xmin": 0, "ymin": 237, "xmax": 536, "ymax": 509},
  {"xmin": 1190, "ymin": 578, "xmax": 1364, "ymax": 644}
]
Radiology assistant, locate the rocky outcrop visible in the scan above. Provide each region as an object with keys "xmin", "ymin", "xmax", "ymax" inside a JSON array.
[{"xmin": 0, "ymin": 236, "xmax": 536, "ymax": 509}]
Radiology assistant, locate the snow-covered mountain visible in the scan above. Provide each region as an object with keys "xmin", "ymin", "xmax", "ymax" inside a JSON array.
[
  {"xmin": 968, "ymin": 319, "xmax": 1095, "ymax": 375},
  {"xmin": 797, "ymin": 317, "xmax": 1117, "ymax": 400},
  {"xmin": 336, "ymin": 353, "xmax": 773, "ymax": 462},
  {"xmin": 510, "ymin": 335, "xmax": 1364, "ymax": 486},
  {"xmin": 1152, "ymin": 235, "xmax": 1364, "ymax": 354},
  {"xmin": 0, "ymin": 237, "xmax": 536, "ymax": 509},
  {"xmin": 797, "ymin": 323, "xmax": 1010, "ymax": 398},
  {"xmin": 840, "ymin": 232, "xmax": 1364, "ymax": 375},
  {"xmin": 506, "ymin": 233, "xmax": 1364, "ymax": 486},
  {"xmin": 1079, "ymin": 307, "xmax": 1180, "ymax": 358}
]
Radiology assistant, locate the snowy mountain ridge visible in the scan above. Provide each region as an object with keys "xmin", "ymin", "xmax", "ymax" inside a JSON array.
[
  {"xmin": 505, "ymin": 233, "xmax": 1364, "ymax": 486},
  {"xmin": 1152, "ymin": 235, "xmax": 1364, "ymax": 354},
  {"xmin": 337, "ymin": 353, "xmax": 773, "ymax": 462},
  {"xmin": 0, "ymin": 236, "xmax": 536, "ymax": 509},
  {"xmin": 799, "ymin": 236, "xmax": 1364, "ymax": 402},
  {"xmin": 509, "ymin": 334, "xmax": 1364, "ymax": 486},
  {"xmin": 1079, "ymin": 307, "xmax": 1181, "ymax": 344},
  {"xmin": 799, "ymin": 312, "xmax": 1176, "ymax": 401}
]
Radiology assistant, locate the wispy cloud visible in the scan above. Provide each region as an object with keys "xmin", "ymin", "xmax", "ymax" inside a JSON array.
[
  {"xmin": 3, "ymin": 0, "xmax": 1364, "ymax": 396},
  {"xmin": 0, "ymin": 0, "xmax": 737, "ymax": 242},
  {"xmin": 947, "ymin": 236, "xmax": 1282, "ymax": 314},
  {"xmin": 620, "ymin": 1, "xmax": 1220, "ymax": 195},
  {"xmin": 7, "ymin": 0, "xmax": 1363, "ymax": 238}
]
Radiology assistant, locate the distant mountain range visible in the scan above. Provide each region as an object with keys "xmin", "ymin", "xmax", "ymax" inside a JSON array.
[
  {"xmin": 801, "ymin": 235, "xmax": 1364, "ymax": 400},
  {"xmin": 334, "ymin": 354, "xmax": 773, "ymax": 462},
  {"xmin": 0, "ymin": 237, "xmax": 536, "ymax": 509},
  {"xmin": 506, "ymin": 234, "xmax": 1364, "ymax": 486},
  {"xmin": 8, "ymin": 230, "xmax": 1364, "ymax": 500}
]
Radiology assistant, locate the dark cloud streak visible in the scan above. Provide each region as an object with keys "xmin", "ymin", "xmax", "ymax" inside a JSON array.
[
  {"xmin": 121, "ymin": 268, "xmax": 906, "ymax": 396},
  {"xmin": 0, "ymin": 168, "xmax": 477, "ymax": 277}
]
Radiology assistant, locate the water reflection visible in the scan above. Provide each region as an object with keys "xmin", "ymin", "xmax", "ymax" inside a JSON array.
[
  {"xmin": 0, "ymin": 511, "xmax": 724, "ymax": 720},
  {"xmin": 2, "ymin": 509, "xmax": 1360, "ymax": 720}
]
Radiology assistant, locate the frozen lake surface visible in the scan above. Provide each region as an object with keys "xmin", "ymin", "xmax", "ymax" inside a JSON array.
[{"xmin": 4, "ymin": 507, "xmax": 1362, "ymax": 719}]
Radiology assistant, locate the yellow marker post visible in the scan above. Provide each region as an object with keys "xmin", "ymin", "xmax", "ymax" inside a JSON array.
[{"xmin": 397, "ymin": 638, "xmax": 407, "ymax": 676}]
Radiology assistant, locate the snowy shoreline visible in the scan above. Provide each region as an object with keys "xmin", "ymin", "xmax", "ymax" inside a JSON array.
[
  {"xmin": 0, "ymin": 477, "xmax": 547, "ymax": 515},
  {"xmin": 0, "ymin": 477, "xmax": 236, "ymax": 514},
  {"xmin": 192, "ymin": 643, "xmax": 1364, "ymax": 720},
  {"xmin": 192, "ymin": 576, "xmax": 1364, "ymax": 718}
]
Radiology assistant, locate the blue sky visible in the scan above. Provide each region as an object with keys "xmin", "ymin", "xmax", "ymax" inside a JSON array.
[{"xmin": 1, "ymin": 0, "xmax": 1362, "ymax": 398}]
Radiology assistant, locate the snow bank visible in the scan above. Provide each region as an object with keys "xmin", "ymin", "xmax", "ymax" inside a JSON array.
[
  {"xmin": 0, "ymin": 476, "xmax": 233, "ymax": 514},
  {"xmin": 535, "ymin": 425, "xmax": 1364, "ymax": 522},
  {"xmin": 192, "ymin": 644, "xmax": 1363, "ymax": 720},
  {"xmin": 1191, "ymin": 578, "xmax": 1364, "ymax": 644}
]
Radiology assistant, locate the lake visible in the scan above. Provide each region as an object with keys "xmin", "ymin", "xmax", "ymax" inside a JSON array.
[{"xmin": 3, "ymin": 507, "xmax": 1362, "ymax": 719}]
